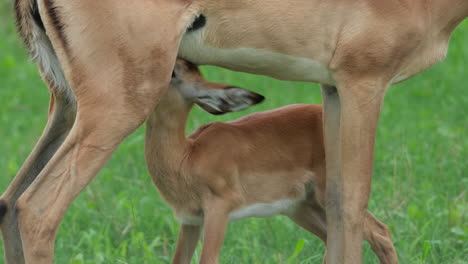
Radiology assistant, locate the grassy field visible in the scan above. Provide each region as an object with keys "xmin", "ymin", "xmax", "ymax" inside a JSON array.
[{"xmin": 0, "ymin": 1, "xmax": 467, "ymax": 263}]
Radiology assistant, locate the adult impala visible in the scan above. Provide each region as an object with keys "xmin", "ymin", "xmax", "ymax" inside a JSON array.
[{"xmin": 1, "ymin": 0, "xmax": 466, "ymax": 263}]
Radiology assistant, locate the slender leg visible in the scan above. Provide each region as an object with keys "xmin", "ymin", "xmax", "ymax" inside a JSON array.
[
  {"xmin": 12, "ymin": 1, "xmax": 190, "ymax": 262},
  {"xmin": 0, "ymin": 92, "xmax": 76, "ymax": 264},
  {"xmin": 289, "ymin": 204, "xmax": 327, "ymax": 243},
  {"xmin": 17, "ymin": 88, "xmax": 170, "ymax": 264},
  {"xmin": 320, "ymin": 84, "xmax": 341, "ymax": 264},
  {"xmin": 199, "ymin": 200, "xmax": 230, "ymax": 264},
  {"xmin": 289, "ymin": 203, "xmax": 328, "ymax": 264},
  {"xmin": 321, "ymin": 81, "xmax": 386, "ymax": 263},
  {"xmin": 172, "ymin": 224, "xmax": 202, "ymax": 264},
  {"xmin": 290, "ymin": 206, "xmax": 397, "ymax": 264},
  {"xmin": 363, "ymin": 211, "xmax": 398, "ymax": 264}
]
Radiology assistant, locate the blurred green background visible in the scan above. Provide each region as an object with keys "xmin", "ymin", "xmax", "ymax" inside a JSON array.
[{"xmin": 0, "ymin": 1, "xmax": 467, "ymax": 263}]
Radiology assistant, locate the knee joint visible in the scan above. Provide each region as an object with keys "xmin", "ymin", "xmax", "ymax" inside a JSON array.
[{"xmin": 14, "ymin": 197, "xmax": 28, "ymax": 219}]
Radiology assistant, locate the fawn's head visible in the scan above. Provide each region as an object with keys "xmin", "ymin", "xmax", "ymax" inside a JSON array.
[{"xmin": 169, "ymin": 59, "xmax": 265, "ymax": 115}]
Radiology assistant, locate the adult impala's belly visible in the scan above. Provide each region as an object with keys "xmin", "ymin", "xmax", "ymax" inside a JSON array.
[{"xmin": 178, "ymin": 30, "xmax": 335, "ymax": 85}]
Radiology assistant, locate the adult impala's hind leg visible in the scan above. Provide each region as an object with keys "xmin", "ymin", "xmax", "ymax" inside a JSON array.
[
  {"xmin": 17, "ymin": 98, "xmax": 162, "ymax": 263},
  {"xmin": 15, "ymin": 1, "xmax": 190, "ymax": 262},
  {"xmin": 17, "ymin": 75, "xmax": 175, "ymax": 263},
  {"xmin": 0, "ymin": 91, "xmax": 75, "ymax": 264}
]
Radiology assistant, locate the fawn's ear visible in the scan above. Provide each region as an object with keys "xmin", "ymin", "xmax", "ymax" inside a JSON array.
[{"xmin": 195, "ymin": 86, "xmax": 265, "ymax": 115}]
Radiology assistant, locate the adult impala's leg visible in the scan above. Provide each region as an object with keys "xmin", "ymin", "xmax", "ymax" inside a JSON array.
[
  {"xmin": 0, "ymin": 90, "xmax": 75, "ymax": 264},
  {"xmin": 320, "ymin": 84, "xmax": 341, "ymax": 264},
  {"xmin": 321, "ymin": 79, "xmax": 387, "ymax": 263},
  {"xmin": 13, "ymin": 0, "xmax": 191, "ymax": 263},
  {"xmin": 172, "ymin": 224, "xmax": 201, "ymax": 264},
  {"xmin": 320, "ymin": 84, "xmax": 340, "ymax": 264},
  {"xmin": 18, "ymin": 99, "xmax": 163, "ymax": 263}
]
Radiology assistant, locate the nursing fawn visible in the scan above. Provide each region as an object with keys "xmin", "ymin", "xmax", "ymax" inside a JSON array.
[{"xmin": 145, "ymin": 59, "xmax": 397, "ymax": 264}]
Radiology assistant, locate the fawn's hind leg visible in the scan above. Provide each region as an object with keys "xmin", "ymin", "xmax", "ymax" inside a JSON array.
[
  {"xmin": 289, "ymin": 203, "xmax": 327, "ymax": 242},
  {"xmin": 364, "ymin": 211, "xmax": 398, "ymax": 264},
  {"xmin": 289, "ymin": 203, "xmax": 397, "ymax": 264},
  {"xmin": 289, "ymin": 203, "xmax": 328, "ymax": 263}
]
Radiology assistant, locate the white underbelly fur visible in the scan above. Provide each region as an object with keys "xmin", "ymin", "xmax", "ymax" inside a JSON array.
[
  {"xmin": 176, "ymin": 199, "xmax": 300, "ymax": 226},
  {"xmin": 179, "ymin": 31, "xmax": 335, "ymax": 85}
]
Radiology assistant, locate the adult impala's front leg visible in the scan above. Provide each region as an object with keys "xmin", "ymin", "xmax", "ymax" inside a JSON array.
[
  {"xmin": 322, "ymin": 78, "xmax": 387, "ymax": 263},
  {"xmin": 0, "ymin": 90, "xmax": 75, "ymax": 264},
  {"xmin": 13, "ymin": 0, "xmax": 192, "ymax": 262}
]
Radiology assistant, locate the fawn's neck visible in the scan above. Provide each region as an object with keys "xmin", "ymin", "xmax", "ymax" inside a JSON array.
[{"xmin": 145, "ymin": 89, "xmax": 192, "ymax": 175}]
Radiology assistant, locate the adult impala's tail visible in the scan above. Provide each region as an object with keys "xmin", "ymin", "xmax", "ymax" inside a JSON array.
[{"xmin": 14, "ymin": 0, "xmax": 73, "ymax": 101}]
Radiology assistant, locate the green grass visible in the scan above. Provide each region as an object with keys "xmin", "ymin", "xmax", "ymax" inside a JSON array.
[{"xmin": 0, "ymin": 1, "xmax": 467, "ymax": 263}]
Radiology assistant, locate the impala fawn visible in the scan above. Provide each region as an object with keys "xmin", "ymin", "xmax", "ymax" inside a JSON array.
[{"xmin": 144, "ymin": 59, "xmax": 397, "ymax": 264}]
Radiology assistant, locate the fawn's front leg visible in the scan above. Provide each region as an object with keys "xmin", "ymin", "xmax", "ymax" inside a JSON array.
[
  {"xmin": 199, "ymin": 199, "xmax": 231, "ymax": 264},
  {"xmin": 172, "ymin": 224, "xmax": 202, "ymax": 264}
]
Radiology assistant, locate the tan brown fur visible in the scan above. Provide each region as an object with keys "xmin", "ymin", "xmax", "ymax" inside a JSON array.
[
  {"xmin": 14, "ymin": 0, "xmax": 36, "ymax": 50},
  {"xmin": 145, "ymin": 60, "xmax": 397, "ymax": 264},
  {"xmin": 1, "ymin": 0, "xmax": 466, "ymax": 263}
]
